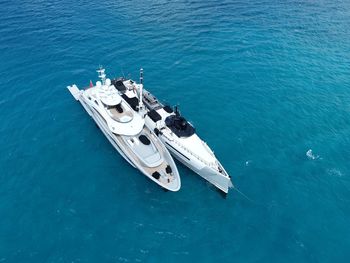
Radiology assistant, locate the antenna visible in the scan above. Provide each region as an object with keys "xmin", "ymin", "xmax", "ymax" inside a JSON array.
[
  {"xmin": 140, "ymin": 68, "xmax": 143, "ymax": 85},
  {"xmin": 174, "ymin": 105, "xmax": 180, "ymax": 116},
  {"xmin": 118, "ymin": 63, "xmax": 126, "ymax": 79},
  {"xmin": 121, "ymin": 68, "xmax": 126, "ymax": 79},
  {"xmin": 97, "ymin": 66, "xmax": 106, "ymax": 85},
  {"xmin": 138, "ymin": 68, "xmax": 144, "ymax": 111}
]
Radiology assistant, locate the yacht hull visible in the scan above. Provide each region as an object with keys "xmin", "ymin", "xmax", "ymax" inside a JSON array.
[
  {"xmin": 67, "ymin": 85, "xmax": 180, "ymax": 192},
  {"xmin": 161, "ymin": 136, "xmax": 232, "ymax": 193},
  {"xmin": 139, "ymin": 87, "xmax": 233, "ymax": 194}
]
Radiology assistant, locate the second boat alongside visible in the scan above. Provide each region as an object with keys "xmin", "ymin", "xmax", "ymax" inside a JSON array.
[{"xmin": 112, "ymin": 69, "xmax": 233, "ymax": 194}]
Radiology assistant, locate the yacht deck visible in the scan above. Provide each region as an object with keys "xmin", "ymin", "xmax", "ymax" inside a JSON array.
[{"xmin": 112, "ymin": 129, "xmax": 177, "ymax": 186}]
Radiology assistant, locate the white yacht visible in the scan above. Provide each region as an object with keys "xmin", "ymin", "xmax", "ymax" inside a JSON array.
[
  {"xmin": 114, "ymin": 70, "xmax": 233, "ymax": 194},
  {"xmin": 67, "ymin": 68, "xmax": 181, "ymax": 192}
]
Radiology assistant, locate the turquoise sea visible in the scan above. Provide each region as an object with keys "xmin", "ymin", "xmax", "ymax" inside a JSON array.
[{"xmin": 1, "ymin": 0, "xmax": 350, "ymax": 262}]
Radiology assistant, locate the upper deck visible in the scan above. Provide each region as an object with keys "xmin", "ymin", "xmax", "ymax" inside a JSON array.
[{"xmin": 84, "ymin": 84, "xmax": 145, "ymax": 136}]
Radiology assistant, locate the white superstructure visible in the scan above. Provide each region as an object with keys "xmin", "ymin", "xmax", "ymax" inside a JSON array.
[
  {"xmin": 114, "ymin": 72, "xmax": 233, "ymax": 194},
  {"xmin": 67, "ymin": 68, "xmax": 181, "ymax": 191}
]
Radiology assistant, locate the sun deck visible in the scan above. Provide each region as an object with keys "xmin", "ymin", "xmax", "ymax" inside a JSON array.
[
  {"xmin": 107, "ymin": 102, "xmax": 133, "ymax": 123},
  {"xmin": 113, "ymin": 128, "xmax": 178, "ymax": 188},
  {"xmin": 124, "ymin": 134, "xmax": 163, "ymax": 167}
]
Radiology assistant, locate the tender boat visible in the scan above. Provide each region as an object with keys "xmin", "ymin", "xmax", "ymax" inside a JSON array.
[
  {"xmin": 113, "ymin": 69, "xmax": 233, "ymax": 194},
  {"xmin": 67, "ymin": 68, "xmax": 181, "ymax": 191}
]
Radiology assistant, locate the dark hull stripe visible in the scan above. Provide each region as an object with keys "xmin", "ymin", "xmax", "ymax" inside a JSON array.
[{"xmin": 165, "ymin": 142, "xmax": 190, "ymax": 161}]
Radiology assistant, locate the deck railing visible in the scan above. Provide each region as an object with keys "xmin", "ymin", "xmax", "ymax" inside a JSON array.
[{"xmin": 163, "ymin": 131, "xmax": 217, "ymax": 168}]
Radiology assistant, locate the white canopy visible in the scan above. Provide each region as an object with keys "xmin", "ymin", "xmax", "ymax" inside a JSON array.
[{"xmin": 98, "ymin": 86, "xmax": 122, "ymax": 106}]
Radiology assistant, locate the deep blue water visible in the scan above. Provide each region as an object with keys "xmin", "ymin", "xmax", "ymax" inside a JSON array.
[{"xmin": 1, "ymin": 0, "xmax": 350, "ymax": 262}]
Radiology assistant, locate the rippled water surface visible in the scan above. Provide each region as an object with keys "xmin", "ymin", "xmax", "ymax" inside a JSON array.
[{"xmin": 1, "ymin": 0, "xmax": 350, "ymax": 262}]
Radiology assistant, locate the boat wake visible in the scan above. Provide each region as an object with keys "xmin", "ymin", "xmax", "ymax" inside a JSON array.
[
  {"xmin": 327, "ymin": 168, "xmax": 343, "ymax": 177},
  {"xmin": 245, "ymin": 160, "xmax": 252, "ymax": 166},
  {"xmin": 306, "ymin": 149, "xmax": 319, "ymax": 160}
]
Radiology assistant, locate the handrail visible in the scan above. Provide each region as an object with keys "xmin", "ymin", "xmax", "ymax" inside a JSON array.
[{"xmin": 166, "ymin": 132, "xmax": 217, "ymax": 168}]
